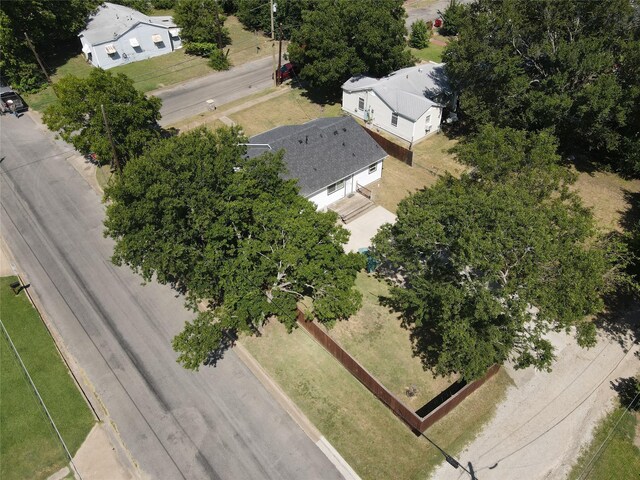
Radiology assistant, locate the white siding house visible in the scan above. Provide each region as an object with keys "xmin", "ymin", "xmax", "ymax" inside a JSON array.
[
  {"xmin": 342, "ymin": 63, "xmax": 452, "ymax": 145},
  {"xmin": 79, "ymin": 3, "xmax": 182, "ymax": 69},
  {"xmin": 247, "ymin": 117, "xmax": 386, "ymax": 211}
]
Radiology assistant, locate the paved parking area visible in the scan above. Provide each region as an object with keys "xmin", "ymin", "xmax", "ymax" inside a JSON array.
[{"xmin": 342, "ymin": 206, "xmax": 396, "ymax": 253}]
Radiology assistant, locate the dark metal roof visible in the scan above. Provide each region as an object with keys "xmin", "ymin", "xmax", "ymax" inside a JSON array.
[{"xmin": 247, "ymin": 116, "xmax": 386, "ymax": 197}]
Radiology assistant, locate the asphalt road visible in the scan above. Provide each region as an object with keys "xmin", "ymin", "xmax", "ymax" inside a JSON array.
[
  {"xmin": 0, "ymin": 113, "xmax": 342, "ymax": 479},
  {"xmin": 155, "ymin": 56, "xmax": 274, "ymax": 126}
]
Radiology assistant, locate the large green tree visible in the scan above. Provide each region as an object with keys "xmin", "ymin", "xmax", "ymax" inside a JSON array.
[
  {"xmin": 174, "ymin": 0, "xmax": 230, "ymax": 47},
  {"xmin": 236, "ymin": 0, "xmax": 309, "ymax": 40},
  {"xmin": 0, "ymin": 0, "xmax": 99, "ymax": 91},
  {"xmin": 372, "ymin": 126, "xmax": 625, "ymax": 380},
  {"xmin": 443, "ymin": 0, "xmax": 640, "ymax": 175},
  {"xmin": 43, "ymin": 69, "xmax": 162, "ymax": 168},
  {"xmin": 104, "ymin": 127, "xmax": 364, "ymax": 370},
  {"xmin": 288, "ymin": 0, "xmax": 413, "ymax": 90}
]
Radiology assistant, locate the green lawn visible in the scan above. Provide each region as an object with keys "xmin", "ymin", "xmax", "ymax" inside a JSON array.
[
  {"xmin": 0, "ymin": 277, "xmax": 95, "ymax": 480},
  {"xmin": 568, "ymin": 405, "xmax": 640, "ymax": 479},
  {"xmin": 330, "ymin": 273, "xmax": 457, "ymax": 409},
  {"xmin": 411, "ymin": 43, "xmax": 446, "ymax": 63},
  {"xmin": 241, "ymin": 318, "xmax": 511, "ymax": 480}
]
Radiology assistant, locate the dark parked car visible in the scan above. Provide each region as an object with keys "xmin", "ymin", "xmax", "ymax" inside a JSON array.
[{"xmin": 0, "ymin": 86, "xmax": 28, "ymax": 114}]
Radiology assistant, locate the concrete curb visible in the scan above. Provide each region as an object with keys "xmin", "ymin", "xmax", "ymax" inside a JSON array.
[{"xmin": 234, "ymin": 341, "xmax": 361, "ymax": 480}]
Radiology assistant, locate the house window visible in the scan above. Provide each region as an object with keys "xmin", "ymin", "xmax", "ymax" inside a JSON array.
[
  {"xmin": 358, "ymin": 97, "xmax": 364, "ymax": 110},
  {"xmin": 368, "ymin": 163, "xmax": 377, "ymax": 174},
  {"xmin": 327, "ymin": 179, "xmax": 345, "ymax": 195},
  {"xmin": 391, "ymin": 112, "xmax": 398, "ymax": 127},
  {"xmin": 425, "ymin": 115, "xmax": 432, "ymax": 133}
]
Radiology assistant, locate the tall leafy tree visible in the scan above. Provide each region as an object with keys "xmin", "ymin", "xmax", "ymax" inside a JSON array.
[
  {"xmin": 409, "ymin": 20, "xmax": 432, "ymax": 49},
  {"xmin": 236, "ymin": 0, "xmax": 309, "ymax": 40},
  {"xmin": 43, "ymin": 69, "xmax": 162, "ymax": 167},
  {"xmin": 0, "ymin": 0, "xmax": 99, "ymax": 91},
  {"xmin": 437, "ymin": 0, "xmax": 468, "ymax": 36},
  {"xmin": 372, "ymin": 126, "xmax": 624, "ymax": 380},
  {"xmin": 104, "ymin": 127, "xmax": 364, "ymax": 370},
  {"xmin": 443, "ymin": 0, "xmax": 640, "ymax": 175},
  {"xmin": 174, "ymin": 0, "xmax": 230, "ymax": 47},
  {"xmin": 288, "ymin": 0, "xmax": 413, "ymax": 90}
]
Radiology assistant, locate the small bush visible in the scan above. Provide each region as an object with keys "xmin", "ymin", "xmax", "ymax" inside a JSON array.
[
  {"xmin": 185, "ymin": 42, "xmax": 218, "ymax": 57},
  {"xmin": 409, "ymin": 20, "xmax": 432, "ymax": 49},
  {"xmin": 209, "ymin": 49, "xmax": 230, "ymax": 70}
]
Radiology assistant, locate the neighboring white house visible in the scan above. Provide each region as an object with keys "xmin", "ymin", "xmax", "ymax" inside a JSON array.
[
  {"xmin": 79, "ymin": 3, "xmax": 182, "ymax": 69},
  {"xmin": 342, "ymin": 63, "xmax": 454, "ymax": 145},
  {"xmin": 247, "ymin": 116, "xmax": 387, "ymax": 210}
]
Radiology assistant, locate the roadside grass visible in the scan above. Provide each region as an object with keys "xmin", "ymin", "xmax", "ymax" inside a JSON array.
[
  {"xmin": 96, "ymin": 164, "xmax": 115, "ymax": 192},
  {"xmin": 228, "ymin": 88, "xmax": 342, "ymax": 136},
  {"xmin": 0, "ymin": 277, "xmax": 95, "ymax": 480},
  {"xmin": 225, "ymin": 16, "xmax": 278, "ymax": 67},
  {"xmin": 23, "ymin": 55, "xmax": 93, "ymax": 112},
  {"xmin": 568, "ymin": 406, "xmax": 640, "ymax": 480},
  {"xmin": 369, "ymin": 133, "xmax": 467, "ymax": 213},
  {"xmin": 166, "ymin": 86, "xmax": 280, "ymax": 131},
  {"xmin": 330, "ymin": 272, "xmax": 457, "ymax": 409},
  {"xmin": 241, "ymin": 320, "xmax": 512, "ymax": 480}
]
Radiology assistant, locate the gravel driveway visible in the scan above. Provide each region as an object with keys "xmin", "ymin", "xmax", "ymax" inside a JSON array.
[{"xmin": 430, "ymin": 327, "xmax": 639, "ymax": 479}]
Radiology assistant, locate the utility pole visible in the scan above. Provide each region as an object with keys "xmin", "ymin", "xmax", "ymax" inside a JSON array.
[
  {"xmin": 100, "ymin": 104, "xmax": 122, "ymax": 175},
  {"xmin": 276, "ymin": 23, "xmax": 283, "ymax": 85},
  {"xmin": 270, "ymin": 0, "xmax": 276, "ymax": 86},
  {"xmin": 270, "ymin": 0, "xmax": 275, "ymax": 40},
  {"xmin": 213, "ymin": 0, "xmax": 223, "ymax": 49},
  {"xmin": 23, "ymin": 32, "xmax": 54, "ymax": 89}
]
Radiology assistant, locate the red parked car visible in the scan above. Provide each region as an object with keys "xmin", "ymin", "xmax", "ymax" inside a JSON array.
[
  {"xmin": 276, "ymin": 62, "xmax": 296, "ymax": 82},
  {"xmin": 434, "ymin": 18, "xmax": 443, "ymax": 28}
]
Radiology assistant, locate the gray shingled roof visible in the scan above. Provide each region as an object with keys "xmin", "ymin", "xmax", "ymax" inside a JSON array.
[
  {"xmin": 247, "ymin": 116, "xmax": 386, "ymax": 197},
  {"xmin": 80, "ymin": 2, "xmax": 175, "ymax": 44},
  {"xmin": 342, "ymin": 63, "xmax": 449, "ymax": 121}
]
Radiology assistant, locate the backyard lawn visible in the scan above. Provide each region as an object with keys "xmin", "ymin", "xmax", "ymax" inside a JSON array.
[
  {"xmin": 568, "ymin": 405, "xmax": 640, "ymax": 480},
  {"xmin": 330, "ymin": 272, "xmax": 457, "ymax": 409},
  {"xmin": 0, "ymin": 277, "xmax": 95, "ymax": 480},
  {"xmin": 411, "ymin": 42, "xmax": 446, "ymax": 64},
  {"xmin": 241, "ymin": 318, "xmax": 511, "ymax": 480},
  {"xmin": 369, "ymin": 133, "xmax": 468, "ymax": 213}
]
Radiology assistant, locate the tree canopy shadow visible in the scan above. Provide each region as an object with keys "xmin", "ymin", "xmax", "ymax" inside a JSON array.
[
  {"xmin": 377, "ymin": 291, "xmax": 443, "ymax": 374},
  {"xmin": 610, "ymin": 376, "xmax": 640, "ymax": 411},
  {"xmin": 203, "ymin": 330, "xmax": 237, "ymax": 367}
]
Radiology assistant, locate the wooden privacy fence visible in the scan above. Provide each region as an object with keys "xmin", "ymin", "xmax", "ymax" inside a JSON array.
[
  {"xmin": 296, "ymin": 309, "xmax": 500, "ymax": 433},
  {"xmin": 362, "ymin": 127, "xmax": 414, "ymax": 166}
]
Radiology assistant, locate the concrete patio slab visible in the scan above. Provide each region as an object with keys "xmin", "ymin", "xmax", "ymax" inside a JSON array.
[{"xmin": 342, "ymin": 206, "xmax": 396, "ymax": 253}]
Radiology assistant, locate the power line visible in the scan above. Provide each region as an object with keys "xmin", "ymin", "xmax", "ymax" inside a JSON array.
[
  {"xmin": 484, "ymin": 346, "xmax": 635, "ymax": 470},
  {"xmin": 576, "ymin": 390, "xmax": 640, "ymax": 480}
]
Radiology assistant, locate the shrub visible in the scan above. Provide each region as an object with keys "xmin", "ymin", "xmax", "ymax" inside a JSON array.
[
  {"xmin": 409, "ymin": 20, "xmax": 431, "ymax": 49},
  {"xmin": 185, "ymin": 42, "xmax": 217, "ymax": 57},
  {"xmin": 209, "ymin": 48, "xmax": 230, "ymax": 70}
]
